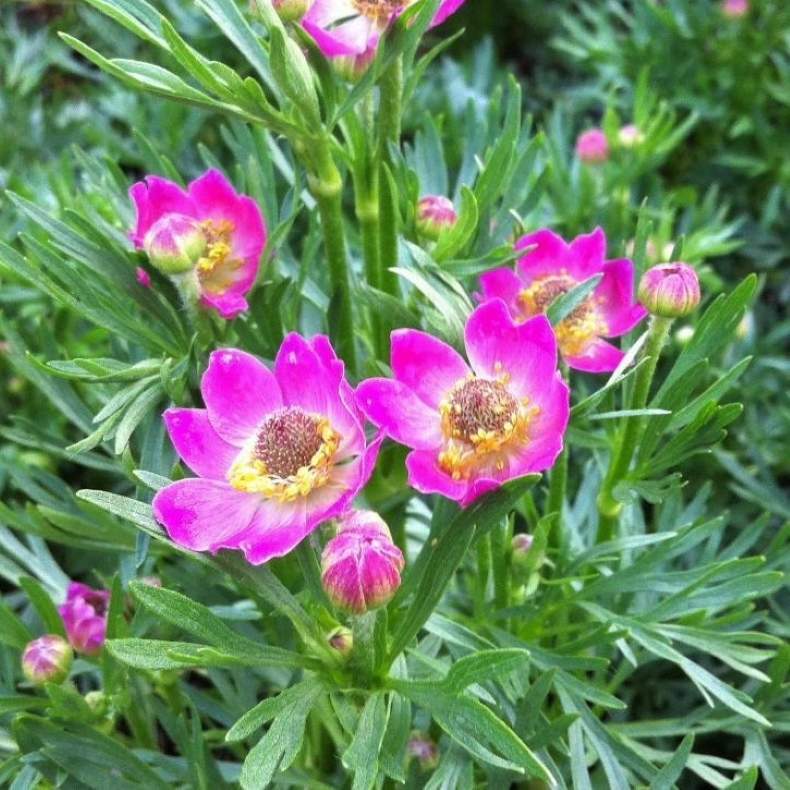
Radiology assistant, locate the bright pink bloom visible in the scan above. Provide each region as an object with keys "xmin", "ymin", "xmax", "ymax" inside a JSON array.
[
  {"xmin": 129, "ymin": 169, "xmax": 265, "ymax": 319},
  {"xmin": 152, "ymin": 338, "xmax": 380, "ymax": 565},
  {"xmin": 21, "ymin": 635, "xmax": 73, "ymax": 685},
  {"xmin": 478, "ymin": 228, "xmax": 647, "ymax": 373},
  {"xmin": 575, "ymin": 128, "xmax": 609, "ymax": 163},
  {"xmin": 321, "ymin": 510, "xmax": 404, "ymax": 613},
  {"xmin": 302, "ymin": 0, "xmax": 465, "ymax": 58},
  {"xmin": 722, "ymin": 0, "xmax": 747, "ymax": 17},
  {"xmin": 638, "ymin": 262, "xmax": 700, "ymax": 318},
  {"xmin": 356, "ymin": 300, "xmax": 569, "ymax": 507},
  {"xmin": 58, "ymin": 582, "xmax": 110, "ymax": 655}
]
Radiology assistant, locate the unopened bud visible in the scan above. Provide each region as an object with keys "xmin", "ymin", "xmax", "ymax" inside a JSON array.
[
  {"xmin": 143, "ymin": 213, "xmax": 207, "ymax": 275},
  {"xmin": 575, "ymin": 128, "xmax": 609, "ymax": 164},
  {"xmin": 22, "ymin": 635, "xmax": 73, "ymax": 685},
  {"xmin": 416, "ymin": 195, "xmax": 457, "ymax": 241},
  {"xmin": 321, "ymin": 511, "xmax": 404, "ymax": 614},
  {"xmin": 638, "ymin": 262, "xmax": 701, "ymax": 318},
  {"xmin": 58, "ymin": 582, "xmax": 110, "ymax": 655},
  {"xmin": 327, "ymin": 626, "xmax": 353, "ymax": 656},
  {"xmin": 617, "ymin": 123, "xmax": 644, "ymax": 148},
  {"xmin": 272, "ymin": 0, "xmax": 310, "ymax": 22},
  {"xmin": 407, "ymin": 732, "xmax": 439, "ymax": 770}
]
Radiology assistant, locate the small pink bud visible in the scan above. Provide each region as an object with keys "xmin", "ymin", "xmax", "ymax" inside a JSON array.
[
  {"xmin": 575, "ymin": 128, "xmax": 609, "ymax": 164},
  {"xmin": 638, "ymin": 262, "xmax": 701, "ymax": 318},
  {"xmin": 722, "ymin": 0, "xmax": 747, "ymax": 17},
  {"xmin": 58, "ymin": 582, "xmax": 110, "ymax": 655},
  {"xmin": 407, "ymin": 732, "xmax": 439, "ymax": 770},
  {"xmin": 143, "ymin": 213, "xmax": 207, "ymax": 275},
  {"xmin": 415, "ymin": 195, "xmax": 458, "ymax": 241},
  {"xmin": 617, "ymin": 123, "xmax": 644, "ymax": 148},
  {"xmin": 511, "ymin": 533, "xmax": 534, "ymax": 557},
  {"xmin": 321, "ymin": 511, "xmax": 404, "ymax": 614},
  {"xmin": 327, "ymin": 625, "xmax": 353, "ymax": 655},
  {"xmin": 135, "ymin": 267, "xmax": 151, "ymax": 288},
  {"xmin": 22, "ymin": 635, "xmax": 73, "ymax": 685}
]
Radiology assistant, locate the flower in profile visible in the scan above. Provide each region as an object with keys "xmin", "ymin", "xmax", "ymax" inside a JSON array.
[
  {"xmin": 21, "ymin": 635, "xmax": 73, "ymax": 685},
  {"xmin": 321, "ymin": 510, "xmax": 404, "ymax": 613},
  {"xmin": 302, "ymin": 0, "xmax": 465, "ymax": 59},
  {"xmin": 415, "ymin": 195, "xmax": 457, "ymax": 240},
  {"xmin": 356, "ymin": 300, "xmax": 569, "ymax": 507},
  {"xmin": 638, "ymin": 262, "xmax": 700, "ymax": 318},
  {"xmin": 575, "ymin": 128, "xmax": 609, "ymax": 163},
  {"xmin": 129, "ymin": 169, "xmax": 265, "ymax": 320},
  {"xmin": 58, "ymin": 582, "xmax": 110, "ymax": 655},
  {"xmin": 478, "ymin": 228, "xmax": 647, "ymax": 372},
  {"xmin": 152, "ymin": 338, "xmax": 379, "ymax": 565}
]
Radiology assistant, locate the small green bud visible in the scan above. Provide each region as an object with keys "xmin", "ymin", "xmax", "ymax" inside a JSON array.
[{"xmin": 143, "ymin": 213, "xmax": 207, "ymax": 275}]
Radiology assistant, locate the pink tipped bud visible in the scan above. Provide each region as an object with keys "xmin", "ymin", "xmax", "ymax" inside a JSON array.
[
  {"xmin": 407, "ymin": 732, "xmax": 439, "ymax": 770},
  {"xmin": 135, "ymin": 267, "xmax": 152, "ymax": 288},
  {"xmin": 638, "ymin": 262, "xmax": 701, "ymax": 318},
  {"xmin": 617, "ymin": 123, "xmax": 644, "ymax": 148},
  {"xmin": 273, "ymin": 0, "xmax": 310, "ymax": 21},
  {"xmin": 58, "ymin": 582, "xmax": 110, "ymax": 655},
  {"xmin": 575, "ymin": 128, "xmax": 609, "ymax": 163},
  {"xmin": 321, "ymin": 510, "xmax": 404, "ymax": 614},
  {"xmin": 327, "ymin": 625, "xmax": 354, "ymax": 655},
  {"xmin": 511, "ymin": 532, "xmax": 534, "ymax": 558},
  {"xmin": 143, "ymin": 213, "xmax": 207, "ymax": 275},
  {"xmin": 721, "ymin": 0, "xmax": 748, "ymax": 17},
  {"xmin": 22, "ymin": 635, "xmax": 73, "ymax": 685},
  {"xmin": 416, "ymin": 195, "xmax": 458, "ymax": 241}
]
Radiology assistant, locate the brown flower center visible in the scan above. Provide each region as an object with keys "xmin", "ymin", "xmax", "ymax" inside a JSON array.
[
  {"xmin": 228, "ymin": 406, "xmax": 341, "ymax": 502},
  {"xmin": 352, "ymin": 0, "xmax": 404, "ymax": 23}
]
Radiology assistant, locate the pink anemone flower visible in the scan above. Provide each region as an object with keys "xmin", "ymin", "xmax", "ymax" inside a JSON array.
[
  {"xmin": 152, "ymin": 337, "xmax": 380, "ymax": 565},
  {"xmin": 129, "ymin": 169, "xmax": 265, "ymax": 320},
  {"xmin": 302, "ymin": 0, "xmax": 465, "ymax": 58},
  {"xmin": 58, "ymin": 582, "xmax": 110, "ymax": 655},
  {"xmin": 478, "ymin": 228, "xmax": 647, "ymax": 373},
  {"xmin": 356, "ymin": 299, "xmax": 569, "ymax": 507}
]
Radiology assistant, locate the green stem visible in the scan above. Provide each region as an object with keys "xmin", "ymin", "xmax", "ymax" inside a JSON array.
[
  {"xmin": 596, "ymin": 316, "xmax": 673, "ymax": 542},
  {"xmin": 350, "ymin": 610, "xmax": 378, "ymax": 681},
  {"xmin": 307, "ymin": 138, "xmax": 357, "ymax": 373},
  {"xmin": 474, "ymin": 532, "xmax": 492, "ymax": 621}
]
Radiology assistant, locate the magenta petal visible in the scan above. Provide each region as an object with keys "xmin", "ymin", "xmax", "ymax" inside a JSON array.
[
  {"xmin": 152, "ymin": 478, "xmax": 261, "ymax": 553},
  {"xmin": 514, "ymin": 229, "xmax": 569, "ymax": 281},
  {"xmin": 567, "ymin": 228, "xmax": 606, "ymax": 277},
  {"xmin": 356, "ymin": 378, "xmax": 442, "ymax": 450},
  {"xmin": 201, "ymin": 349, "xmax": 282, "ymax": 444},
  {"xmin": 405, "ymin": 450, "xmax": 469, "ymax": 502},
  {"xmin": 566, "ymin": 338, "xmax": 625, "ymax": 373},
  {"xmin": 431, "ymin": 0, "xmax": 466, "ymax": 27},
  {"xmin": 597, "ymin": 259, "xmax": 648, "ymax": 335},
  {"xmin": 465, "ymin": 302, "xmax": 558, "ymax": 387},
  {"xmin": 390, "ymin": 328, "xmax": 470, "ymax": 409},
  {"xmin": 476, "ymin": 268, "xmax": 523, "ymax": 306},
  {"xmin": 303, "ymin": 0, "xmax": 379, "ymax": 56},
  {"xmin": 163, "ymin": 408, "xmax": 238, "ymax": 479},
  {"xmin": 129, "ymin": 178, "xmax": 193, "ymax": 248},
  {"xmin": 274, "ymin": 334, "xmax": 343, "ymax": 415},
  {"xmin": 200, "ymin": 291, "xmax": 249, "ymax": 320},
  {"xmin": 233, "ymin": 499, "xmax": 309, "ymax": 564}
]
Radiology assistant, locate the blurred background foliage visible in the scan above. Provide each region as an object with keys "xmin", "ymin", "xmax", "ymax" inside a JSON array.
[{"xmin": 2, "ymin": 0, "xmax": 790, "ymax": 785}]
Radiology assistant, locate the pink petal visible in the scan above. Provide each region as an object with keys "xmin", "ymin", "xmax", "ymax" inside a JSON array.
[
  {"xmin": 596, "ymin": 258, "xmax": 648, "ymax": 336},
  {"xmin": 152, "ymin": 478, "xmax": 262, "ymax": 553},
  {"xmin": 303, "ymin": 0, "xmax": 380, "ymax": 56},
  {"xmin": 188, "ymin": 169, "xmax": 243, "ymax": 224},
  {"xmin": 128, "ymin": 177, "xmax": 193, "ymax": 248},
  {"xmin": 200, "ymin": 291, "xmax": 249, "ymax": 320},
  {"xmin": 163, "ymin": 408, "xmax": 238, "ymax": 479},
  {"xmin": 514, "ymin": 229, "xmax": 570, "ymax": 282},
  {"xmin": 567, "ymin": 228, "xmax": 606, "ymax": 278},
  {"xmin": 476, "ymin": 267, "xmax": 524, "ymax": 307},
  {"xmin": 405, "ymin": 449, "xmax": 469, "ymax": 502},
  {"xmin": 431, "ymin": 0, "xmax": 466, "ymax": 27},
  {"xmin": 274, "ymin": 334, "xmax": 343, "ymax": 417},
  {"xmin": 201, "ymin": 349, "xmax": 282, "ymax": 444},
  {"xmin": 356, "ymin": 378, "xmax": 443, "ymax": 450},
  {"xmin": 459, "ymin": 476, "xmax": 505, "ymax": 508},
  {"xmin": 565, "ymin": 338, "xmax": 625, "ymax": 373},
  {"xmin": 465, "ymin": 303, "xmax": 559, "ymax": 395},
  {"xmin": 390, "ymin": 328, "xmax": 470, "ymax": 409}
]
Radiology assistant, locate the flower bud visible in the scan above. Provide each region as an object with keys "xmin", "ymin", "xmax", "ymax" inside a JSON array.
[
  {"xmin": 143, "ymin": 213, "xmax": 207, "ymax": 275},
  {"xmin": 617, "ymin": 123, "xmax": 644, "ymax": 148},
  {"xmin": 722, "ymin": 0, "xmax": 748, "ymax": 17},
  {"xmin": 272, "ymin": 0, "xmax": 310, "ymax": 22},
  {"xmin": 58, "ymin": 582, "xmax": 110, "ymax": 655},
  {"xmin": 638, "ymin": 262, "xmax": 701, "ymax": 318},
  {"xmin": 407, "ymin": 732, "xmax": 439, "ymax": 770},
  {"xmin": 21, "ymin": 635, "xmax": 73, "ymax": 685},
  {"xmin": 415, "ymin": 195, "xmax": 458, "ymax": 241},
  {"xmin": 575, "ymin": 128, "xmax": 609, "ymax": 164},
  {"xmin": 321, "ymin": 511, "xmax": 404, "ymax": 614},
  {"xmin": 327, "ymin": 625, "xmax": 353, "ymax": 656}
]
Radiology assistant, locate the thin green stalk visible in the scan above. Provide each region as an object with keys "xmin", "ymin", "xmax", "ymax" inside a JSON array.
[
  {"xmin": 474, "ymin": 532, "xmax": 492, "ymax": 621},
  {"xmin": 307, "ymin": 138, "xmax": 357, "ymax": 372},
  {"xmin": 596, "ymin": 316, "xmax": 673, "ymax": 542}
]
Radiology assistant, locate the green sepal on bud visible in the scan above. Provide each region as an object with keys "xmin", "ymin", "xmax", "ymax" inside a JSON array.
[
  {"xmin": 143, "ymin": 213, "xmax": 207, "ymax": 275},
  {"xmin": 269, "ymin": 26, "xmax": 321, "ymax": 126}
]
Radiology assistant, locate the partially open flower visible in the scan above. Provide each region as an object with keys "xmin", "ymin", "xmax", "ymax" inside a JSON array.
[
  {"xmin": 416, "ymin": 195, "xmax": 457, "ymax": 240},
  {"xmin": 638, "ymin": 263, "xmax": 701, "ymax": 318},
  {"xmin": 21, "ymin": 635, "xmax": 73, "ymax": 685},
  {"xmin": 321, "ymin": 510, "xmax": 404, "ymax": 614},
  {"xmin": 478, "ymin": 228, "xmax": 647, "ymax": 372},
  {"xmin": 575, "ymin": 128, "xmax": 609, "ymax": 163},
  {"xmin": 58, "ymin": 582, "xmax": 110, "ymax": 655},
  {"xmin": 129, "ymin": 169, "xmax": 265, "ymax": 319},
  {"xmin": 357, "ymin": 300, "xmax": 569, "ymax": 507},
  {"xmin": 302, "ymin": 0, "xmax": 465, "ymax": 58},
  {"xmin": 153, "ymin": 338, "xmax": 380, "ymax": 565}
]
